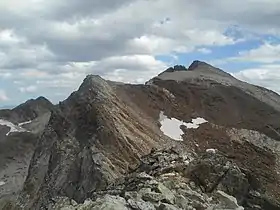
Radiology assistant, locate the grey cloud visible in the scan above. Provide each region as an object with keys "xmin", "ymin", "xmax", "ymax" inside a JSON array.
[
  {"xmin": 1, "ymin": 0, "xmax": 280, "ymax": 104},
  {"xmin": 42, "ymin": 0, "xmax": 133, "ymax": 21},
  {"xmin": 187, "ymin": 1, "xmax": 280, "ymax": 33}
]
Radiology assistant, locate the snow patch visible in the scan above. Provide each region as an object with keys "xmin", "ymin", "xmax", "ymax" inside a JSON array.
[
  {"xmin": 158, "ymin": 111, "xmax": 208, "ymax": 141},
  {"xmin": 18, "ymin": 120, "xmax": 32, "ymax": 126},
  {"xmin": 206, "ymin": 148, "xmax": 217, "ymax": 154},
  {"xmin": 0, "ymin": 181, "xmax": 5, "ymax": 186},
  {"xmin": 185, "ymin": 118, "xmax": 208, "ymax": 128},
  {"xmin": 0, "ymin": 119, "xmax": 27, "ymax": 136},
  {"xmin": 158, "ymin": 112, "xmax": 185, "ymax": 141}
]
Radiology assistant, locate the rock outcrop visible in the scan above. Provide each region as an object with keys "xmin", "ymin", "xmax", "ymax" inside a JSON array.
[{"xmin": 49, "ymin": 148, "xmax": 264, "ymax": 210}]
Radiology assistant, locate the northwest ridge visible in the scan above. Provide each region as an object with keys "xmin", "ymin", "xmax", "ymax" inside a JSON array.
[{"xmin": 0, "ymin": 61, "xmax": 280, "ymax": 210}]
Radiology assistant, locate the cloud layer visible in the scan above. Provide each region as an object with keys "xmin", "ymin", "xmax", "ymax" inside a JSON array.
[{"xmin": 1, "ymin": 0, "xmax": 280, "ymax": 105}]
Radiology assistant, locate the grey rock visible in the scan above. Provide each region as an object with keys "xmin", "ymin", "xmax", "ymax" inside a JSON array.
[
  {"xmin": 90, "ymin": 195, "xmax": 129, "ymax": 210},
  {"xmin": 155, "ymin": 183, "xmax": 175, "ymax": 204},
  {"xmin": 127, "ymin": 198, "xmax": 156, "ymax": 210},
  {"xmin": 187, "ymin": 152, "xmax": 249, "ymax": 204},
  {"xmin": 142, "ymin": 192, "xmax": 165, "ymax": 203},
  {"xmin": 157, "ymin": 203, "xmax": 181, "ymax": 210}
]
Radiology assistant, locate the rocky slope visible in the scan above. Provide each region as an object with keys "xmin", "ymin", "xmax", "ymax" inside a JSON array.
[
  {"xmin": 51, "ymin": 148, "xmax": 279, "ymax": 210},
  {"xmin": 1, "ymin": 61, "xmax": 280, "ymax": 210},
  {"xmin": 0, "ymin": 97, "xmax": 55, "ymax": 207}
]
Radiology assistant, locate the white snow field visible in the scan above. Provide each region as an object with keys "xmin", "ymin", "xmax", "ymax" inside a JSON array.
[
  {"xmin": 159, "ymin": 111, "xmax": 208, "ymax": 141},
  {"xmin": 0, "ymin": 119, "xmax": 27, "ymax": 136}
]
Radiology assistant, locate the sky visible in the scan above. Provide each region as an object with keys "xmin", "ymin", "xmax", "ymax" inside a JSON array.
[{"xmin": 1, "ymin": 0, "xmax": 280, "ymax": 106}]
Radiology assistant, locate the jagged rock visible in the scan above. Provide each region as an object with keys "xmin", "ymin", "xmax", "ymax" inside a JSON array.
[
  {"xmin": 89, "ymin": 195, "xmax": 129, "ymax": 210},
  {"xmin": 20, "ymin": 148, "xmax": 280, "ymax": 210},
  {"xmin": 214, "ymin": 190, "xmax": 244, "ymax": 210},
  {"xmin": 187, "ymin": 151, "xmax": 249, "ymax": 203},
  {"xmin": 54, "ymin": 195, "xmax": 129, "ymax": 210},
  {"xmin": 161, "ymin": 65, "xmax": 188, "ymax": 75},
  {"xmin": 127, "ymin": 198, "xmax": 156, "ymax": 210},
  {"xmin": 142, "ymin": 191, "xmax": 166, "ymax": 203},
  {"xmin": 174, "ymin": 195, "xmax": 192, "ymax": 209},
  {"xmin": 155, "ymin": 183, "xmax": 175, "ymax": 204},
  {"xmin": 157, "ymin": 203, "xmax": 181, "ymax": 210}
]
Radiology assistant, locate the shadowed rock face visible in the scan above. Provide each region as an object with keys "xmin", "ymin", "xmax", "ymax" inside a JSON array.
[
  {"xmin": 0, "ymin": 97, "xmax": 54, "ymax": 206},
  {"xmin": 1, "ymin": 61, "xmax": 280, "ymax": 210}
]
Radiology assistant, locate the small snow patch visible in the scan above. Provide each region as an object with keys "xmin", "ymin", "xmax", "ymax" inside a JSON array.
[
  {"xmin": 192, "ymin": 117, "xmax": 208, "ymax": 125},
  {"xmin": 206, "ymin": 148, "xmax": 216, "ymax": 154},
  {"xmin": 161, "ymin": 172, "xmax": 177, "ymax": 177},
  {"xmin": 185, "ymin": 117, "xmax": 208, "ymax": 129},
  {"xmin": 158, "ymin": 111, "xmax": 208, "ymax": 141},
  {"xmin": 18, "ymin": 120, "xmax": 32, "ymax": 126},
  {"xmin": 0, "ymin": 119, "xmax": 27, "ymax": 136},
  {"xmin": 0, "ymin": 181, "xmax": 5, "ymax": 186}
]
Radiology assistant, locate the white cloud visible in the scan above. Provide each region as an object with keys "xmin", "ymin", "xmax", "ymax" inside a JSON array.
[
  {"xmin": 231, "ymin": 42, "xmax": 280, "ymax": 63},
  {"xmin": 0, "ymin": 89, "xmax": 9, "ymax": 101},
  {"xmin": 19, "ymin": 69, "xmax": 51, "ymax": 79},
  {"xmin": 197, "ymin": 48, "xmax": 212, "ymax": 54},
  {"xmin": 234, "ymin": 64, "xmax": 280, "ymax": 94},
  {"xmin": 97, "ymin": 55, "xmax": 167, "ymax": 83},
  {"xmin": 0, "ymin": 29, "xmax": 24, "ymax": 46},
  {"xmin": 19, "ymin": 85, "xmax": 37, "ymax": 93},
  {"xmin": 0, "ymin": 72, "xmax": 11, "ymax": 78}
]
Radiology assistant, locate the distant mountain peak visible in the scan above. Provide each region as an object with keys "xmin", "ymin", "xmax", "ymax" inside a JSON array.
[
  {"xmin": 15, "ymin": 96, "xmax": 53, "ymax": 110},
  {"xmin": 78, "ymin": 74, "xmax": 110, "ymax": 94},
  {"xmin": 35, "ymin": 96, "xmax": 50, "ymax": 102},
  {"xmin": 188, "ymin": 60, "xmax": 214, "ymax": 71},
  {"xmin": 166, "ymin": 65, "xmax": 188, "ymax": 72},
  {"xmin": 187, "ymin": 60, "xmax": 232, "ymax": 77}
]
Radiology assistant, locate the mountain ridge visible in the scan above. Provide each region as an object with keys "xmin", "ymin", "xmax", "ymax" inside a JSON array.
[{"xmin": 1, "ymin": 61, "xmax": 280, "ymax": 210}]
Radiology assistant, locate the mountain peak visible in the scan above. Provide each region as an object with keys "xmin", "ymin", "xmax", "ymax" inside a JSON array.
[
  {"xmin": 79, "ymin": 75, "xmax": 108, "ymax": 92},
  {"xmin": 14, "ymin": 96, "xmax": 53, "ymax": 110},
  {"xmin": 166, "ymin": 65, "xmax": 188, "ymax": 72},
  {"xmin": 188, "ymin": 60, "xmax": 214, "ymax": 71},
  {"xmin": 34, "ymin": 96, "xmax": 50, "ymax": 102},
  {"xmin": 157, "ymin": 65, "xmax": 187, "ymax": 77},
  {"xmin": 187, "ymin": 60, "xmax": 233, "ymax": 78},
  {"xmin": 74, "ymin": 74, "xmax": 115, "ymax": 103}
]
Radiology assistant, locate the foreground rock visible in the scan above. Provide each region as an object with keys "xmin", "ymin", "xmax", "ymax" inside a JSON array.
[{"xmin": 49, "ymin": 148, "xmax": 278, "ymax": 210}]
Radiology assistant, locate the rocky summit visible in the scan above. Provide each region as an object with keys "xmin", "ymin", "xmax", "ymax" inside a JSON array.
[{"xmin": 0, "ymin": 61, "xmax": 280, "ymax": 210}]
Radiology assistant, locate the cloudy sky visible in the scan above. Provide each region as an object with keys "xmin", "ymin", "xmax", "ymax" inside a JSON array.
[{"xmin": 1, "ymin": 0, "xmax": 280, "ymax": 106}]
